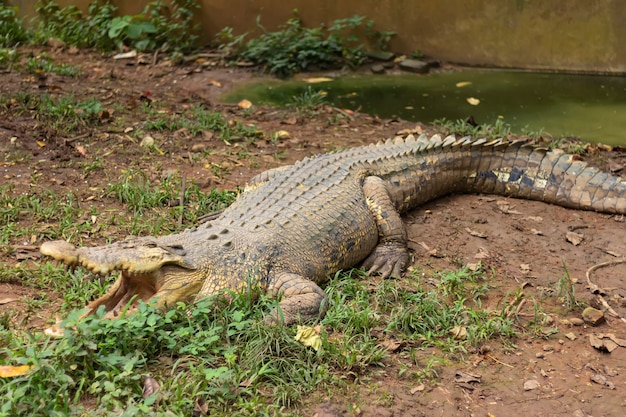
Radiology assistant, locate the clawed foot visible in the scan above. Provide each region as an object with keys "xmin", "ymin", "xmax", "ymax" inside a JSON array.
[{"xmin": 362, "ymin": 242, "xmax": 409, "ymax": 278}]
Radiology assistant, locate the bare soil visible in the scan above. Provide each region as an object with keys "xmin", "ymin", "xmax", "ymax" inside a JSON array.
[{"xmin": 2, "ymin": 47, "xmax": 626, "ymax": 417}]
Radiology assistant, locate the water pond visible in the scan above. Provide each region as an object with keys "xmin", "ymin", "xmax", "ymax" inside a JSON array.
[{"xmin": 223, "ymin": 71, "xmax": 626, "ymax": 146}]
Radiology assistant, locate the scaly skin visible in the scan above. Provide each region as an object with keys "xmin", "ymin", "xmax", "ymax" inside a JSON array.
[{"xmin": 41, "ymin": 134, "xmax": 626, "ymax": 324}]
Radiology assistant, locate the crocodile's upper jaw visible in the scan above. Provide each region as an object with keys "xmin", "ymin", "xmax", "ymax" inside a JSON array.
[{"xmin": 40, "ymin": 240, "xmax": 198, "ymax": 318}]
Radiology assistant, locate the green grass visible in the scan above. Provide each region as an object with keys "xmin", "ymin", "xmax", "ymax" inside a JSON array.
[
  {"xmin": 433, "ymin": 117, "xmax": 548, "ymax": 140},
  {"xmin": 7, "ymin": 93, "xmax": 105, "ymax": 137},
  {"xmin": 1, "ymin": 173, "xmax": 565, "ymax": 415},
  {"xmin": 141, "ymin": 105, "xmax": 260, "ymax": 144}
]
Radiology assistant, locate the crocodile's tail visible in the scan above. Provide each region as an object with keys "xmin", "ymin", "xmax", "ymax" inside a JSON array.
[{"xmin": 457, "ymin": 138, "xmax": 626, "ymax": 214}]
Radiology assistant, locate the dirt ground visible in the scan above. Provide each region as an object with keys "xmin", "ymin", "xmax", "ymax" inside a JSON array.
[{"xmin": 2, "ymin": 47, "xmax": 626, "ymax": 417}]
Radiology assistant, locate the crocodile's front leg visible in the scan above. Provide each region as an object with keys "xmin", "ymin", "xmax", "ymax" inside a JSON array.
[
  {"xmin": 264, "ymin": 272, "xmax": 328, "ymax": 325},
  {"xmin": 361, "ymin": 176, "xmax": 409, "ymax": 278}
]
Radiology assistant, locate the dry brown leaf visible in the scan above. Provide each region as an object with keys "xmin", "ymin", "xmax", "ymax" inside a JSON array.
[
  {"xmin": 208, "ymin": 79, "xmax": 222, "ymax": 87},
  {"xmin": 0, "ymin": 297, "xmax": 18, "ymax": 305},
  {"xmin": 466, "ymin": 97, "xmax": 480, "ymax": 105},
  {"xmin": 466, "ymin": 227, "xmax": 487, "ymax": 238},
  {"xmin": 450, "ymin": 325, "xmax": 467, "ymax": 340},
  {"xmin": 36, "ymin": 141, "xmax": 46, "ymax": 147},
  {"xmin": 142, "ymin": 376, "xmax": 160, "ymax": 398},
  {"xmin": 566, "ymin": 231, "xmax": 584, "ymax": 246}
]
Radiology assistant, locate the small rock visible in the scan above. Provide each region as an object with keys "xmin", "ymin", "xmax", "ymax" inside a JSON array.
[
  {"xmin": 564, "ymin": 332, "xmax": 577, "ymax": 341},
  {"xmin": 582, "ymin": 307, "xmax": 605, "ymax": 326},
  {"xmin": 543, "ymin": 345, "xmax": 554, "ymax": 352},
  {"xmin": 366, "ymin": 50, "xmax": 395, "ymax": 61},
  {"xmin": 535, "ymin": 352, "xmax": 545, "ymax": 359},
  {"xmin": 370, "ymin": 64, "xmax": 386, "ymax": 74},
  {"xmin": 191, "ymin": 143, "xmax": 207, "ymax": 152},
  {"xmin": 523, "ymin": 379, "xmax": 540, "ymax": 390},
  {"xmin": 399, "ymin": 58, "xmax": 431, "ymax": 74},
  {"xmin": 590, "ymin": 373, "xmax": 615, "ymax": 389},
  {"xmin": 140, "ymin": 135, "xmax": 155, "ymax": 148},
  {"xmin": 569, "ymin": 317, "xmax": 584, "ymax": 326},
  {"xmin": 572, "ymin": 410, "xmax": 588, "ymax": 417}
]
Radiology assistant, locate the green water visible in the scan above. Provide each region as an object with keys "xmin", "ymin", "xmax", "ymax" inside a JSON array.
[{"xmin": 224, "ymin": 71, "xmax": 626, "ymax": 145}]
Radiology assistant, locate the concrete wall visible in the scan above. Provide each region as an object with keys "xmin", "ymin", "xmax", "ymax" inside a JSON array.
[{"xmin": 9, "ymin": 0, "xmax": 626, "ymax": 73}]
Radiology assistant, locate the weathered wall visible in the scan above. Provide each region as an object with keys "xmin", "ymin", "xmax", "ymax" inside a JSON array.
[{"xmin": 9, "ymin": 0, "xmax": 626, "ymax": 73}]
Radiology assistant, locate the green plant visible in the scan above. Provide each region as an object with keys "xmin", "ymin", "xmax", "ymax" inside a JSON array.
[
  {"xmin": 0, "ymin": 4, "xmax": 29, "ymax": 47},
  {"xmin": 34, "ymin": 0, "xmax": 117, "ymax": 49},
  {"xmin": 33, "ymin": 0, "xmax": 200, "ymax": 55},
  {"xmin": 433, "ymin": 117, "xmax": 513, "ymax": 139},
  {"xmin": 0, "ymin": 46, "xmax": 18, "ymax": 69},
  {"xmin": 142, "ymin": 105, "xmax": 259, "ymax": 143},
  {"xmin": 556, "ymin": 262, "xmax": 581, "ymax": 311},
  {"xmin": 239, "ymin": 12, "xmax": 391, "ymax": 78},
  {"xmin": 289, "ymin": 86, "xmax": 328, "ymax": 115},
  {"xmin": 108, "ymin": 15, "xmax": 157, "ymax": 51},
  {"xmin": 24, "ymin": 53, "xmax": 81, "ymax": 76}
]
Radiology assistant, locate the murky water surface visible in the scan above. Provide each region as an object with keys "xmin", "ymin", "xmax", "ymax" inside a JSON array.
[{"xmin": 224, "ymin": 71, "xmax": 626, "ymax": 145}]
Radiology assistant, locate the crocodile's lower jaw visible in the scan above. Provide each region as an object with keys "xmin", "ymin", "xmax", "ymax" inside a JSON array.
[{"xmin": 87, "ymin": 271, "xmax": 158, "ymax": 318}]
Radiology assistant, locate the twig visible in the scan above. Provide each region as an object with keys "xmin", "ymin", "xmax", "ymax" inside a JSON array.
[
  {"xmin": 486, "ymin": 354, "xmax": 514, "ymax": 368},
  {"xmin": 586, "ymin": 259, "xmax": 626, "ymax": 323},
  {"xmin": 178, "ymin": 173, "xmax": 186, "ymax": 225}
]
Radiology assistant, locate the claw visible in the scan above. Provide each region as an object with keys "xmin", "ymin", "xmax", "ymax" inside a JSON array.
[{"xmin": 362, "ymin": 243, "xmax": 409, "ymax": 279}]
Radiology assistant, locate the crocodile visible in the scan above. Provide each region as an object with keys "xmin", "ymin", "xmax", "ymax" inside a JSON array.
[{"xmin": 41, "ymin": 134, "xmax": 626, "ymax": 324}]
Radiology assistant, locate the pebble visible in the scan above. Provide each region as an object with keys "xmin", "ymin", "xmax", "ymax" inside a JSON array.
[
  {"xmin": 370, "ymin": 64, "xmax": 386, "ymax": 74},
  {"xmin": 523, "ymin": 379, "xmax": 540, "ymax": 390},
  {"xmin": 569, "ymin": 317, "xmax": 584, "ymax": 326},
  {"xmin": 565, "ymin": 332, "xmax": 576, "ymax": 341},
  {"xmin": 399, "ymin": 58, "xmax": 431, "ymax": 74},
  {"xmin": 582, "ymin": 307, "xmax": 605, "ymax": 326}
]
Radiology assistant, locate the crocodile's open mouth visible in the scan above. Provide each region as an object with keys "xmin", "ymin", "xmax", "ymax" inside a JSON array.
[
  {"xmin": 40, "ymin": 240, "xmax": 195, "ymax": 318},
  {"xmin": 88, "ymin": 270, "xmax": 159, "ymax": 318}
]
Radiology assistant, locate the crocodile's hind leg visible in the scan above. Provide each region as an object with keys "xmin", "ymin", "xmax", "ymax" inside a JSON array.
[
  {"xmin": 361, "ymin": 176, "xmax": 409, "ymax": 278},
  {"xmin": 265, "ymin": 272, "xmax": 328, "ymax": 325}
]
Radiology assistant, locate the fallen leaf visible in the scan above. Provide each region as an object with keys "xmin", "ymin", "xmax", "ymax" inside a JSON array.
[
  {"xmin": 450, "ymin": 325, "xmax": 467, "ymax": 340},
  {"xmin": 76, "ymin": 145, "xmax": 86, "ymax": 156},
  {"xmin": 36, "ymin": 141, "xmax": 46, "ymax": 147},
  {"xmin": 466, "ymin": 227, "xmax": 487, "ymax": 238},
  {"xmin": 237, "ymin": 99, "xmax": 252, "ymax": 109},
  {"xmin": 142, "ymin": 376, "xmax": 160, "ymax": 398},
  {"xmin": 0, "ymin": 365, "xmax": 33, "ymax": 378},
  {"xmin": 208, "ymin": 79, "xmax": 222, "ymax": 87},
  {"xmin": 44, "ymin": 315, "xmax": 64, "ymax": 338},
  {"xmin": 295, "ymin": 325, "xmax": 322, "ymax": 351},
  {"xmin": 455, "ymin": 370, "xmax": 481, "ymax": 384},
  {"xmin": 456, "ymin": 81, "xmax": 472, "ymax": 87},
  {"xmin": 466, "ymin": 97, "xmax": 480, "ymax": 105},
  {"xmin": 566, "ymin": 231, "xmax": 584, "ymax": 246},
  {"xmin": 282, "ymin": 116, "xmax": 297, "ymax": 125},
  {"xmin": 0, "ymin": 297, "xmax": 18, "ymax": 305},
  {"xmin": 303, "ymin": 77, "xmax": 333, "ymax": 83},
  {"xmin": 113, "ymin": 50, "xmax": 137, "ymax": 60},
  {"xmin": 273, "ymin": 130, "xmax": 290, "ymax": 140},
  {"xmin": 379, "ymin": 338, "xmax": 405, "ymax": 352},
  {"xmin": 194, "ymin": 396, "xmax": 208, "ymax": 416},
  {"xmin": 410, "ymin": 384, "xmax": 425, "ymax": 394}
]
